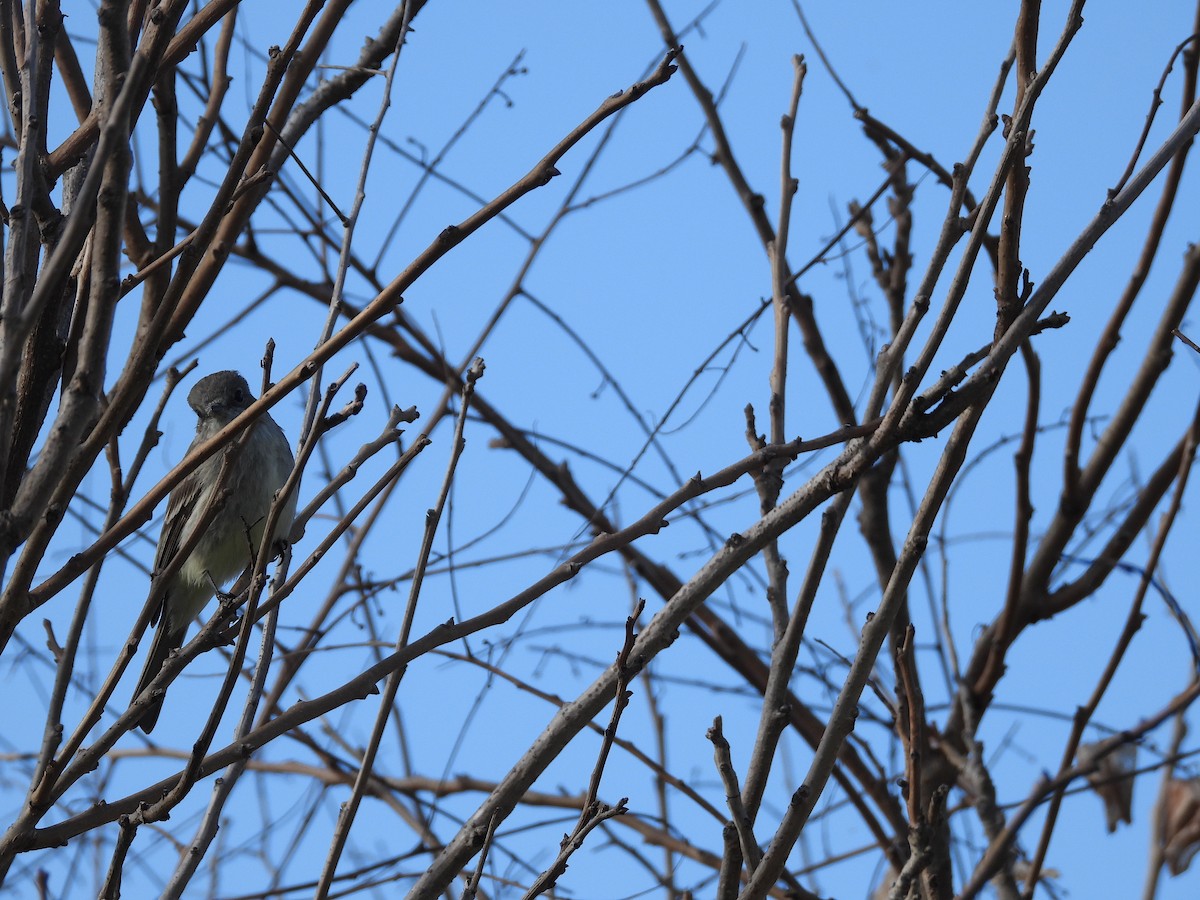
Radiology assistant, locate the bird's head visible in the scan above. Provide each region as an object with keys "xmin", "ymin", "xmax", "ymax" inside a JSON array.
[{"xmin": 187, "ymin": 370, "xmax": 256, "ymax": 423}]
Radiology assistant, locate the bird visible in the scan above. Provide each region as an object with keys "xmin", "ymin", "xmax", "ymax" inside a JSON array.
[{"xmin": 131, "ymin": 370, "xmax": 297, "ymax": 733}]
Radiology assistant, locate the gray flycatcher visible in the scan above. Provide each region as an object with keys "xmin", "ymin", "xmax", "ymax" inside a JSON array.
[{"xmin": 131, "ymin": 370, "xmax": 297, "ymax": 733}]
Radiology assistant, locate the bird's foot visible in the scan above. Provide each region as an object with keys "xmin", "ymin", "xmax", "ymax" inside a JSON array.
[{"xmin": 216, "ymin": 587, "xmax": 241, "ymax": 616}]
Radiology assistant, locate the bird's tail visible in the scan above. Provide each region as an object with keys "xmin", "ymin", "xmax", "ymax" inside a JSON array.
[{"xmin": 131, "ymin": 617, "xmax": 184, "ymax": 733}]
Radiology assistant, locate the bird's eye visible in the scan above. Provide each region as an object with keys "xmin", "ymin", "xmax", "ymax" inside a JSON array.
[{"xmin": 233, "ymin": 388, "xmax": 245, "ymax": 404}]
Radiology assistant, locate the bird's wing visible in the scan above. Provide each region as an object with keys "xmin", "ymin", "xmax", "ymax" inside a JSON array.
[{"xmin": 149, "ymin": 469, "xmax": 206, "ymax": 626}]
